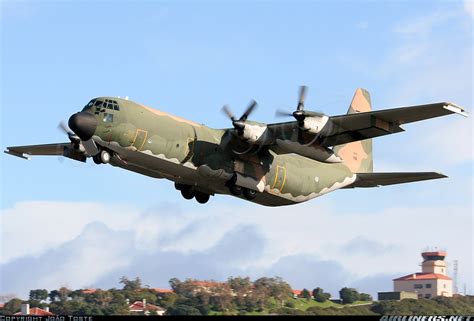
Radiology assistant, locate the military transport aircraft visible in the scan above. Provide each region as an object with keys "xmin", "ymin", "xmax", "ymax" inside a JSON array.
[{"xmin": 5, "ymin": 87, "xmax": 468, "ymax": 206}]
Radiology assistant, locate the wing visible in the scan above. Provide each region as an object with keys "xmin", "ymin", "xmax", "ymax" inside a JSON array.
[
  {"xmin": 267, "ymin": 102, "xmax": 467, "ymax": 148},
  {"xmin": 5, "ymin": 143, "xmax": 86, "ymax": 162},
  {"xmin": 319, "ymin": 102, "xmax": 467, "ymax": 147},
  {"xmin": 343, "ymin": 172, "xmax": 447, "ymax": 188}
]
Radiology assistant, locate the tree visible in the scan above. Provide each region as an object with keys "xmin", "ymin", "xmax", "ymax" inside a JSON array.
[
  {"xmin": 29, "ymin": 289, "xmax": 48, "ymax": 302},
  {"xmin": 166, "ymin": 304, "xmax": 202, "ymax": 316},
  {"xmin": 2, "ymin": 298, "xmax": 23, "ymax": 315},
  {"xmin": 227, "ymin": 277, "xmax": 253, "ymax": 309},
  {"xmin": 49, "ymin": 290, "xmax": 61, "ymax": 303},
  {"xmin": 300, "ymin": 288, "xmax": 312, "ymax": 299},
  {"xmin": 254, "ymin": 277, "xmax": 292, "ymax": 308},
  {"xmin": 339, "ymin": 287, "xmax": 359, "ymax": 304},
  {"xmin": 359, "ymin": 293, "xmax": 372, "ymax": 301},
  {"xmin": 169, "ymin": 278, "xmax": 182, "ymax": 292},
  {"xmin": 157, "ymin": 292, "xmax": 178, "ymax": 309},
  {"xmin": 312, "ymin": 287, "xmax": 331, "ymax": 303},
  {"xmin": 120, "ymin": 276, "xmax": 142, "ymax": 291},
  {"xmin": 59, "ymin": 287, "xmax": 71, "ymax": 303}
]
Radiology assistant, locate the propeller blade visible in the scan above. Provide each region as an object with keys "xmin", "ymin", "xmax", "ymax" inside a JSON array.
[
  {"xmin": 240, "ymin": 100, "xmax": 257, "ymax": 121},
  {"xmin": 297, "ymin": 85, "xmax": 307, "ymax": 111},
  {"xmin": 304, "ymin": 110, "xmax": 326, "ymax": 117},
  {"xmin": 58, "ymin": 121, "xmax": 80, "ymax": 143},
  {"xmin": 58, "ymin": 121, "xmax": 73, "ymax": 135},
  {"xmin": 221, "ymin": 105, "xmax": 236, "ymax": 121},
  {"xmin": 275, "ymin": 109, "xmax": 293, "ymax": 118}
]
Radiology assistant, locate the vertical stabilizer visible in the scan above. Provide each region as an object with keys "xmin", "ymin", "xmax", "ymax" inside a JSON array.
[{"xmin": 333, "ymin": 88, "xmax": 374, "ymax": 173}]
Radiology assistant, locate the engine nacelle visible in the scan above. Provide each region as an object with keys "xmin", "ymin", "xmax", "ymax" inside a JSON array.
[
  {"xmin": 240, "ymin": 123, "xmax": 269, "ymax": 144},
  {"xmin": 197, "ymin": 164, "xmax": 234, "ymax": 180},
  {"xmin": 302, "ymin": 115, "xmax": 329, "ymax": 134},
  {"xmin": 276, "ymin": 139, "xmax": 343, "ymax": 163}
]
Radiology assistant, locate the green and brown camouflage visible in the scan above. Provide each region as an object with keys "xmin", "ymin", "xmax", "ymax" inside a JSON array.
[{"xmin": 5, "ymin": 87, "xmax": 468, "ymax": 206}]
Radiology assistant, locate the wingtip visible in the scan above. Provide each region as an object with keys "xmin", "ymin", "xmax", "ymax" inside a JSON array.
[
  {"xmin": 436, "ymin": 172, "xmax": 448, "ymax": 179},
  {"xmin": 4, "ymin": 148, "xmax": 30, "ymax": 160},
  {"xmin": 444, "ymin": 103, "xmax": 469, "ymax": 118}
]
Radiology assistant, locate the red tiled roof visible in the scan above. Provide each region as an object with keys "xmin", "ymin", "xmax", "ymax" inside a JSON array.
[
  {"xmin": 14, "ymin": 307, "xmax": 54, "ymax": 316},
  {"xmin": 292, "ymin": 290, "xmax": 302, "ymax": 295},
  {"xmin": 422, "ymin": 251, "xmax": 447, "ymax": 257},
  {"xmin": 393, "ymin": 273, "xmax": 452, "ymax": 281},
  {"xmin": 129, "ymin": 301, "xmax": 164, "ymax": 312},
  {"xmin": 0, "ymin": 304, "xmax": 4, "ymax": 309},
  {"xmin": 82, "ymin": 288, "xmax": 98, "ymax": 294},
  {"xmin": 189, "ymin": 281, "xmax": 225, "ymax": 287},
  {"xmin": 151, "ymin": 288, "xmax": 173, "ymax": 293}
]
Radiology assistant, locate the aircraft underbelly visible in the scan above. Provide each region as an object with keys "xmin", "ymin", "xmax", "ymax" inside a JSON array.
[{"xmin": 96, "ymin": 138, "xmax": 353, "ymax": 207}]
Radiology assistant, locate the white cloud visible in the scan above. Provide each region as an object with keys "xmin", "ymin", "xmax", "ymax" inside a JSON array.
[
  {"xmin": 0, "ymin": 201, "xmax": 139, "ymax": 264},
  {"xmin": 465, "ymin": 0, "xmax": 474, "ymax": 18},
  {"xmin": 0, "ymin": 200, "xmax": 471, "ymax": 299},
  {"xmin": 393, "ymin": 10, "xmax": 458, "ymax": 37}
]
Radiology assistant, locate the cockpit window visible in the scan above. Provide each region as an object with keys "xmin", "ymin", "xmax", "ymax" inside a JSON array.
[
  {"xmin": 88, "ymin": 98, "xmax": 120, "ymax": 114},
  {"xmin": 82, "ymin": 99, "xmax": 96, "ymax": 111}
]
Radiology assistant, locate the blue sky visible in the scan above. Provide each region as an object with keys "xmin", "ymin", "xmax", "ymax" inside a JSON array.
[{"xmin": 1, "ymin": 1, "xmax": 472, "ymax": 299}]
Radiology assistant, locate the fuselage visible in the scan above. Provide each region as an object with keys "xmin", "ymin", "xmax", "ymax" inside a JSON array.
[{"xmin": 82, "ymin": 97, "xmax": 355, "ymax": 206}]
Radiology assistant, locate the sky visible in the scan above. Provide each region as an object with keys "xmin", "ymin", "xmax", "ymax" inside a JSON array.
[{"xmin": 0, "ymin": 0, "xmax": 472, "ymax": 300}]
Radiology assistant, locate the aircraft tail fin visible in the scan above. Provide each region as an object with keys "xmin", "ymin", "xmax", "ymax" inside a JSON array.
[{"xmin": 333, "ymin": 88, "xmax": 373, "ymax": 173}]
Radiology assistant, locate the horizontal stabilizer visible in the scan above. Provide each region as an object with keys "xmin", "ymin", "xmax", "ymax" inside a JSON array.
[{"xmin": 343, "ymin": 172, "xmax": 447, "ymax": 188}]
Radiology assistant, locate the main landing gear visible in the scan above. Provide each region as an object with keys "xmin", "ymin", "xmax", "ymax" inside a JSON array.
[
  {"xmin": 93, "ymin": 149, "xmax": 111, "ymax": 165},
  {"xmin": 227, "ymin": 182, "xmax": 258, "ymax": 200},
  {"xmin": 175, "ymin": 183, "xmax": 211, "ymax": 204}
]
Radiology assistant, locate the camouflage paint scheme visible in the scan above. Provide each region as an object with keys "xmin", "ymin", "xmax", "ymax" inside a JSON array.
[
  {"xmin": 5, "ymin": 88, "xmax": 468, "ymax": 206},
  {"xmin": 89, "ymin": 99, "xmax": 353, "ymax": 207}
]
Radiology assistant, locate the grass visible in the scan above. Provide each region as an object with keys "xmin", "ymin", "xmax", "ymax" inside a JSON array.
[
  {"xmin": 208, "ymin": 299, "xmax": 374, "ymax": 315},
  {"xmin": 291, "ymin": 298, "xmax": 341, "ymax": 310}
]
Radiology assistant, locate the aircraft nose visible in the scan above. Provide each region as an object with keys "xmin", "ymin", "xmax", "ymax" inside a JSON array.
[{"xmin": 68, "ymin": 112, "xmax": 98, "ymax": 140}]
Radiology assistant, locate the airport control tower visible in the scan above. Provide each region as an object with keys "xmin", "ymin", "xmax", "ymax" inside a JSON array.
[{"xmin": 393, "ymin": 251, "xmax": 453, "ymax": 298}]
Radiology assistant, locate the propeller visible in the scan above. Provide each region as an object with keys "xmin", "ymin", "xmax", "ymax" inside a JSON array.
[
  {"xmin": 275, "ymin": 86, "xmax": 325, "ymax": 125},
  {"xmin": 58, "ymin": 121, "xmax": 80, "ymax": 144},
  {"xmin": 221, "ymin": 100, "xmax": 258, "ymax": 134}
]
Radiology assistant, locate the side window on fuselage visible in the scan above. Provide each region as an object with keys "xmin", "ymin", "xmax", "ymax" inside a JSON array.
[{"xmin": 103, "ymin": 113, "xmax": 114, "ymax": 123}]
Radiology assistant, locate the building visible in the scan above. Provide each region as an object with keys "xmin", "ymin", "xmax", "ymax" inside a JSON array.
[
  {"xmin": 292, "ymin": 290, "xmax": 302, "ymax": 299},
  {"xmin": 292, "ymin": 289, "xmax": 314, "ymax": 299},
  {"xmin": 151, "ymin": 288, "xmax": 173, "ymax": 294},
  {"xmin": 378, "ymin": 291, "xmax": 418, "ymax": 301},
  {"xmin": 14, "ymin": 304, "xmax": 54, "ymax": 316},
  {"xmin": 128, "ymin": 299, "xmax": 165, "ymax": 316},
  {"xmin": 393, "ymin": 251, "xmax": 453, "ymax": 299}
]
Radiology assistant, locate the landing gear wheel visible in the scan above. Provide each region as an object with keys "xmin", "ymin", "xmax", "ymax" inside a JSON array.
[
  {"xmin": 243, "ymin": 188, "xmax": 257, "ymax": 200},
  {"xmin": 195, "ymin": 192, "xmax": 210, "ymax": 204},
  {"xmin": 92, "ymin": 154, "xmax": 102, "ymax": 165},
  {"xmin": 181, "ymin": 186, "xmax": 195, "ymax": 200},
  {"xmin": 229, "ymin": 185, "xmax": 243, "ymax": 196},
  {"xmin": 100, "ymin": 150, "xmax": 111, "ymax": 164}
]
